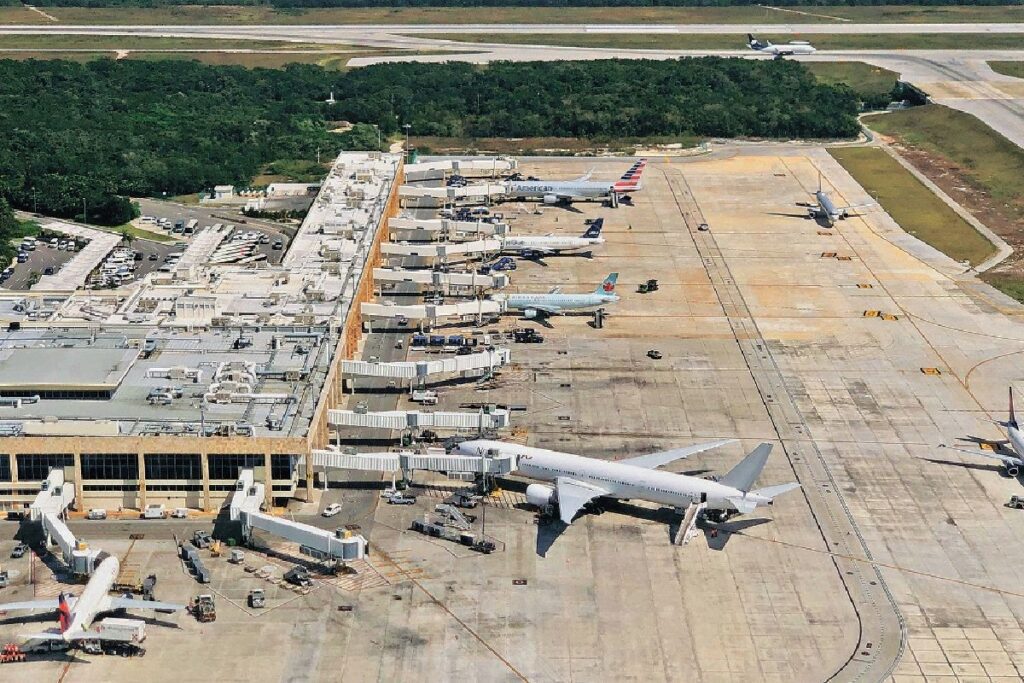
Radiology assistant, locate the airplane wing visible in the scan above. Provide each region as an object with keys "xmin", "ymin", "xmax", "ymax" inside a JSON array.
[
  {"xmin": 973, "ymin": 450, "xmax": 1023, "ymax": 467},
  {"xmin": 547, "ymin": 286, "xmax": 562, "ymax": 295},
  {"xmin": 529, "ymin": 304, "xmax": 562, "ymax": 315},
  {"xmin": 556, "ymin": 477, "xmax": 609, "ymax": 525},
  {"xmin": 573, "ymin": 168, "xmax": 595, "ymax": 182},
  {"xmin": 0, "ymin": 598, "xmax": 63, "ymax": 613},
  {"xmin": 837, "ymin": 202, "xmax": 876, "ymax": 212},
  {"xmin": 108, "ymin": 596, "xmax": 186, "ymax": 612},
  {"xmin": 618, "ymin": 438, "xmax": 736, "ymax": 469}
]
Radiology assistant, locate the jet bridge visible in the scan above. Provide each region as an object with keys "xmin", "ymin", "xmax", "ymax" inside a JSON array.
[
  {"xmin": 399, "ymin": 184, "xmax": 506, "ymax": 202},
  {"xmin": 361, "ymin": 299, "xmax": 503, "ymax": 325},
  {"xmin": 310, "ymin": 448, "xmax": 517, "ymax": 478},
  {"xmin": 29, "ymin": 469, "xmax": 99, "ymax": 576},
  {"xmin": 374, "ymin": 267, "xmax": 509, "ymax": 291},
  {"xmin": 404, "ymin": 157, "xmax": 516, "ymax": 182},
  {"xmin": 328, "ymin": 407, "xmax": 510, "ymax": 432},
  {"xmin": 229, "ymin": 469, "xmax": 367, "ymax": 560},
  {"xmin": 389, "ymin": 218, "xmax": 508, "ymax": 239},
  {"xmin": 341, "ymin": 347, "xmax": 511, "ymax": 381},
  {"xmin": 380, "ymin": 239, "xmax": 501, "ymax": 259}
]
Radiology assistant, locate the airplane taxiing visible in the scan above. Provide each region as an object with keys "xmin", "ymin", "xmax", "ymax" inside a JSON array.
[
  {"xmin": 963, "ymin": 387, "xmax": 1024, "ymax": 477},
  {"xmin": 747, "ymin": 34, "xmax": 817, "ymax": 58},
  {"xmin": 490, "ymin": 272, "xmax": 619, "ymax": 319},
  {"xmin": 805, "ymin": 181, "xmax": 876, "ymax": 227},
  {"xmin": 0, "ymin": 555, "xmax": 184, "ymax": 643},
  {"xmin": 504, "ymin": 159, "xmax": 646, "ymax": 205},
  {"xmin": 454, "ymin": 438, "xmax": 800, "ymax": 525}
]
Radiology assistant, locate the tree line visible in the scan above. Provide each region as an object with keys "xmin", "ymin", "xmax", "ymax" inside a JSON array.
[{"xmin": 0, "ymin": 58, "xmax": 858, "ymax": 224}]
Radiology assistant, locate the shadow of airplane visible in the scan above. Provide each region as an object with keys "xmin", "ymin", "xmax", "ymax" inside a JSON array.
[
  {"xmin": 924, "ymin": 457, "xmax": 1018, "ymax": 478},
  {"xmin": 702, "ymin": 517, "xmax": 771, "ymax": 551},
  {"xmin": 958, "ymin": 435, "xmax": 1013, "ymax": 455}
]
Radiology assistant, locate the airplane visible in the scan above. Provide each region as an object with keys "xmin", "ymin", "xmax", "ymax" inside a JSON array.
[
  {"xmin": 805, "ymin": 179, "xmax": 875, "ymax": 227},
  {"xmin": 490, "ymin": 272, "xmax": 619, "ymax": 319},
  {"xmin": 963, "ymin": 387, "xmax": 1024, "ymax": 477},
  {"xmin": 504, "ymin": 159, "xmax": 646, "ymax": 205},
  {"xmin": 747, "ymin": 34, "xmax": 817, "ymax": 58},
  {"xmin": 0, "ymin": 555, "xmax": 184, "ymax": 644},
  {"xmin": 454, "ymin": 438, "xmax": 800, "ymax": 525},
  {"xmin": 500, "ymin": 218, "xmax": 605, "ymax": 257}
]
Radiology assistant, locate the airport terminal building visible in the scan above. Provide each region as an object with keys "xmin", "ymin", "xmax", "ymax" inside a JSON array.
[{"xmin": 0, "ymin": 152, "xmax": 403, "ymax": 513}]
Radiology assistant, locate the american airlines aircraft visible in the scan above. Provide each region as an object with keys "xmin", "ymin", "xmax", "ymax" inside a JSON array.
[
  {"xmin": 454, "ymin": 439, "xmax": 800, "ymax": 525},
  {"xmin": 504, "ymin": 159, "xmax": 646, "ymax": 204},
  {"xmin": 747, "ymin": 34, "xmax": 817, "ymax": 58},
  {"xmin": 0, "ymin": 555, "xmax": 184, "ymax": 643},
  {"xmin": 500, "ymin": 218, "xmax": 605, "ymax": 256},
  {"xmin": 491, "ymin": 272, "xmax": 619, "ymax": 319},
  {"xmin": 963, "ymin": 387, "xmax": 1024, "ymax": 477}
]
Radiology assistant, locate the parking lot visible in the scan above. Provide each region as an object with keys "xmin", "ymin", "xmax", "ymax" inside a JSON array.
[{"xmin": 1, "ymin": 236, "xmax": 81, "ymax": 290}]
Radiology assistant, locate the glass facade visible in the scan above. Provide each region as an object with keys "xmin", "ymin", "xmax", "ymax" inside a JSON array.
[
  {"xmin": 271, "ymin": 454, "xmax": 298, "ymax": 481},
  {"xmin": 208, "ymin": 454, "xmax": 265, "ymax": 481},
  {"xmin": 16, "ymin": 454, "xmax": 73, "ymax": 481},
  {"xmin": 145, "ymin": 454, "xmax": 202, "ymax": 480},
  {"xmin": 82, "ymin": 483, "xmax": 139, "ymax": 492},
  {"xmin": 81, "ymin": 453, "xmax": 139, "ymax": 481},
  {"xmin": 0, "ymin": 454, "xmax": 10, "ymax": 482}
]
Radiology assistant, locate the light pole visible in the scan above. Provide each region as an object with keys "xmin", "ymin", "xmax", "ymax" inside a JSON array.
[
  {"xmin": 402, "ymin": 123, "xmax": 412, "ymax": 162},
  {"xmin": 81, "ymin": 198, "xmax": 87, "ymax": 224},
  {"xmin": 31, "ymin": 186, "xmax": 37, "ymax": 214}
]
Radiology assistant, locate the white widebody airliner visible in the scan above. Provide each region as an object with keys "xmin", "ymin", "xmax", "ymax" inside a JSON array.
[
  {"xmin": 747, "ymin": 34, "xmax": 817, "ymax": 57},
  {"xmin": 491, "ymin": 272, "xmax": 619, "ymax": 318},
  {"xmin": 0, "ymin": 555, "xmax": 184, "ymax": 643},
  {"xmin": 454, "ymin": 438, "xmax": 800, "ymax": 525},
  {"xmin": 500, "ymin": 218, "xmax": 605, "ymax": 256},
  {"xmin": 505, "ymin": 159, "xmax": 646, "ymax": 204}
]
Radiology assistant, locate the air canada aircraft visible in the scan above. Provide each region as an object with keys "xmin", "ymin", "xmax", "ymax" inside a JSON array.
[
  {"xmin": 747, "ymin": 34, "xmax": 817, "ymax": 58},
  {"xmin": 490, "ymin": 272, "xmax": 619, "ymax": 319},
  {"xmin": 0, "ymin": 555, "xmax": 184, "ymax": 644},
  {"xmin": 504, "ymin": 159, "xmax": 646, "ymax": 204},
  {"xmin": 455, "ymin": 439, "xmax": 800, "ymax": 525}
]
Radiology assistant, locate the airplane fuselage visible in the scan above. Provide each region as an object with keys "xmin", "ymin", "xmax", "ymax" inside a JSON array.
[
  {"xmin": 67, "ymin": 555, "xmax": 119, "ymax": 634},
  {"xmin": 1007, "ymin": 422, "xmax": 1024, "ymax": 466},
  {"xmin": 815, "ymin": 190, "xmax": 842, "ymax": 224},
  {"xmin": 496, "ymin": 292, "xmax": 618, "ymax": 313},
  {"xmin": 458, "ymin": 441, "xmax": 769, "ymax": 511},
  {"xmin": 501, "ymin": 235, "xmax": 604, "ymax": 253}
]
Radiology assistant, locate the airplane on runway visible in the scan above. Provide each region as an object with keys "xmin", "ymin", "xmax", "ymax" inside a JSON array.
[
  {"xmin": 961, "ymin": 387, "xmax": 1024, "ymax": 477},
  {"xmin": 500, "ymin": 218, "xmax": 605, "ymax": 257},
  {"xmin": 747, "ymin": 34, "xmax": 817, "ymax": 58},
  {"xmin": 504, "ymin": 159, "xmax": 646, "ymax": 205},
  {"xmin": 0, "ymin": 555, "xmax": 184, "ymax": 644},
  {"xmin": 804, "ymin": 178, "xmax": 876, "ymax": 227},
  {"xmin": 454, "ymin": 438, "xmax": 800, "ymax": 525},
  {"xmin": 490, "ymin": 272, "xmax": 619, "ymax": 319}
]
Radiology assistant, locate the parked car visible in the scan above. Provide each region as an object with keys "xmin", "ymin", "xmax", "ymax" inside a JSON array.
[
  {"xmin": 284, "ymin": 566, "xmax": 313, "ymax": 587},
  {"xmin": 10, "ymin": 543, "xmax": 29, "ymax": 558},
  {"xmin": 87, "ymin": 508, "xmax": 108, "ymax": 520},
  {"xmin": 322, "ymin": 503, "xmax": 343, "ymax": 517}
]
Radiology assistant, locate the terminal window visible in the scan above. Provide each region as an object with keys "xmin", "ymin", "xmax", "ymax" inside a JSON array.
[
  {"xmin": 271, "ymin": 454, "xmax": 298, "ymax": 480},
  {"xmin": 81, "ymin": 453, "xmax": 139, "ymax": 480},
  {"xmin": 209, "ymin": 454, "xmax": 265, "ymax": 480},
  {"xmin": 0, "ymin": 454, "xmax": 10, "ymax": 482},
  {"xmin": 145, "ymin": 453, "xmax": 202, "ymax": 480},
  {"xmin": 16, "ymin": 453, "xmax": 73, "ymax": 481}
]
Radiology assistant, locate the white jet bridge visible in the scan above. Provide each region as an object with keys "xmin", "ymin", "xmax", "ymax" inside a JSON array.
[
  {"xmin": 310, "ymin": 447, "xmax": 517, "ymax": 479},
  {"xmin": 389, "ymin": 218, "xmax": 508, "ymax": 239},
  {"xmin": 380, "ymin": 239, "xmax": 501, "ymax": 259},
  {"xmin": 374, "ymin": 267, "xmax": 509, "ymax": 291},
  {"xmin": 229, "ymin": 469, "xmax": 367, "ymax": 561},
  {"xmin": 341, "ymin": 347, "xmax": 511, "ymax": 381},
  {"xmin": 328, "ymin": 407, "xmax": 510, "ymax": 432},
  {"xmin": 361, "ymin": 299, "xmax": 503, "ymax": 325},
  {"xmin": 29, "ymin": 469, "xmax": 99, "ymax": 576},
  {"xmin": 403, "ymin": 157, "xmax": 516, "ymax": 182},
  {"xmin": 399, "ymin": 184, "xmax": 506, "ymax": 203}
]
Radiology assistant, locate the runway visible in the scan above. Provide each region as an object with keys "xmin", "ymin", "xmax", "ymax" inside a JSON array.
[{"xmin": 1, "ymin": 23, "xmax": 1023, "ymax": 149}]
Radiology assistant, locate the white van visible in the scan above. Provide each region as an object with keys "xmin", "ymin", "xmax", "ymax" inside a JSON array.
[
  {"xmin": 86, "ymin": 508, "xmax": 107, "ymax": 520},
  {"xmin": 143, "ymin": 504, "xmax": 166, "ymax": 519},
  {"xmin": 171, "ymin": 508, "xmax": 188, "ymax": 519}
]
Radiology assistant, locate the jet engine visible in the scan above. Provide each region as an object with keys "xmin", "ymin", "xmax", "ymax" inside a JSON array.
[
  {"xmin": 523, "ymin": 309, "xmax": 539, "ymax": 319},
  {"xmin": 526, "ymin": 483, "xmax": 556, "ymax": 509},
  {"xmin": 1008, "ymin": 465, "xmax": 1020, "ymax": 477},
  {"xmin": 542, "ymin": 194, "xmax": 559, "ymax": 205}
]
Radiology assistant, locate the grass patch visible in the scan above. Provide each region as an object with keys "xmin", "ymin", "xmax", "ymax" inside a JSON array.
[
  {"xmin": 0, "ymin": 36, "xmax": 306, "ymax": 50},
  {"xmin": 412, "ymin": 135, "xmax": 702, "ymax": 156},
  {"xmin": 13, "ymin": 219, "xmax": 42, "ymax": 239},
  {"xmin": 427, "ymin": 32, "xmax": 1024, "ymax": 51},
  {"xmin": 33, "ymin": 5, "xmax": 1024, "ymax": 26},
  {"xmin": 92, "ymin": 223, "xmax": 177, "ymax": 244},
  {"xmin": 987, "ymin": 61, "xmax": 1024, "ymax": 79},
  {"xmin": 864, "ymin": 106, "xmax": 1024, "ymax": 222},
  {"xmin": 829, "ymin": 147, "xmax": 994, "ymax": 267},
  {"xmin": 805, "ymin": 62, "xmax": 899, "ymax": 101}
]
